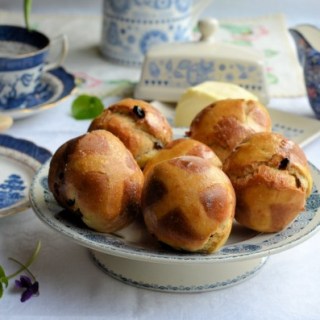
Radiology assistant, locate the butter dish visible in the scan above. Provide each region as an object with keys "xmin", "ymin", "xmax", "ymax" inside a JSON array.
[{"xmin": 134, "ymin": 19, "xmax": 269, "ymax": 104}]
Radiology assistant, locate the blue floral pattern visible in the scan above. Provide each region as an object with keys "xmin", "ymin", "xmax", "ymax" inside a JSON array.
[
  {"xmin": 0, "ymin": 25, "xmax": 51, "ymax": 110},
  {"xmin": 0, "ymin": 134, "xmax": 51, "ymax": 217},
  {"xmin": 175, "ymin": 0, "xmax": 192, "ymax": 12},
  {"xmin": 132, "ymin": 0, "xmax": 174, "ymax": 10},
  {"xmin": 109, "ymin": 0, "xmax": 130, "ymax": 13},
  {"xmin": 305, "ymin": 188, "xmax": 320, "ymax": 211},
  {"xmin": 0, "ymin": 174, "xmax": 25, "ymax": 209},
  {"xmin": 304, "ymin": 49, "xmax": 320, "ymax": 118},
  {"xmin": 0, "ymin": 71, "xmax": 55, "ymax": 110},
  {"xmin": 106, "ymin": 22, "xmax": 122, "ymax": 46},
  {"xmin": 101, "ymin": 0, "xmax": 194, "ymax": 65},
  {"xmin": 290, "ymin": 28, "xmax": 320, "ymax": 119},
  {"xmin": 140, "ymin": 31, "xmax": 168, "ymax": 55},
  {"xmin": 90, "ymin": 251, "xmax": 267, "ymax": 292},
  {"xmin": 0, "ymin": 66, "xmax": 75, "ymax": 113},
  {"xmin": 142, "ymin": 58, "xmax": 265, "ymax": 95},
  {"xmin": 0, "ymin": 72, "xmax": 35, "ymax": 110}
]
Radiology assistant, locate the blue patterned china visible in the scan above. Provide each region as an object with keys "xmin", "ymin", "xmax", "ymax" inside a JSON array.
[
  {"xmin": 100, "ymin": 0, "xmax": 211, "ymax": 66},
  {"xmin": 1, "ymin": 66, "xmax": 75, "ymax": 120},
  {"xmin": 290, "ymin": 24, "xmax": 320, "ymax": 119},
  {"xmin": 0, "ymin": 134, "xmax": 51, "ymax": 218},
  {"xmin": 0, "ymin": 25, "xmax": 68, "ymax": 111},
  {"xmin": 29, "ymin": 130, "xmax": 320, "ymax": 292}
]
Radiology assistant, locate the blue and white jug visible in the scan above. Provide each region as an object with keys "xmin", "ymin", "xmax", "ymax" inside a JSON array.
[
  {"xmin": 100, "ymin": 0, "xmax": 212, "ymax": 66},
  {"xmin": 290, "ymin": 24, "xmax": 320, "ymax": 119}
]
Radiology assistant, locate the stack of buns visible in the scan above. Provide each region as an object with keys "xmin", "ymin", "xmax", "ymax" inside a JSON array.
[{"xmin": 48, "ymin": 94, "xmax": 313, "ymax": 254}]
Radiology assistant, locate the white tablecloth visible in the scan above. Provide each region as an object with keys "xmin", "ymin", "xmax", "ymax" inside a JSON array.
[{"xmin": 1, "ymin": 2, "xmax": 320, "ymax": 319}]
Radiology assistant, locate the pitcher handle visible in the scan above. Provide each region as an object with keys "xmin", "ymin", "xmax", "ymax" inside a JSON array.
[{"xmin": 44, "ymin": 34, "xmax": 68, "ymax": 71}]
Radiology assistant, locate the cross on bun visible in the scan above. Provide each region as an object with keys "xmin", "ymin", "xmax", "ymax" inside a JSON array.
[
  {"xmin": 143, "ymin": 138, "xmax": 222, "ymax": 177},
  {"xmin": 142, "ymin": 156, "xmax": 236, "ymax": 253},
  {"xmin": 188, "ymin": 99, "xmax": 272, "ymax": 163}
]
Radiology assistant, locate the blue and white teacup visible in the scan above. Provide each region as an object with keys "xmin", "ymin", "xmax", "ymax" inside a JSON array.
[
  {"xmin": 0, "ymin": 25, "xmax": 68, "ymax": 110},
  {"xmin": 100, "ymin": 0, "xmax": 211, "ymax": 66}
]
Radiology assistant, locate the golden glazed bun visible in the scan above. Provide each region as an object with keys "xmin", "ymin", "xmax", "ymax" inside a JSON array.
[
  {"xmin": 143, "ymin": 138, "xmax": 222, "ymax": 177},
  {"xmin": 223, "ymin": 132, "xmax": 313, "ymax": 233},
  {"xmin": 88, "ymin": 98, "xmax": 173, "ymax": 168},
  {"xmin": 188, "ymin": 99, "xmax": 272, "ymax": 163},
  {"xmin": 48, "ymin": 130, "xmax": 144, "ymax": 233},
  {"xmin": 142, "ymin": 156, "xmax": 236, "ymax": 253}
]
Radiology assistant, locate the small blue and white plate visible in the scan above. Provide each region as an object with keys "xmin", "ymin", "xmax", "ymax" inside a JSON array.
[
  {"xmin": 1, "ymin": 66, "xmax": 75, "ymax": 120},
  {"xmin": 0, "ymin": 134, "xmax": 51, "ymax": 218},
  {"xmin": 30, "ymin": 159, "xmax": 320, "ymax": 293}
]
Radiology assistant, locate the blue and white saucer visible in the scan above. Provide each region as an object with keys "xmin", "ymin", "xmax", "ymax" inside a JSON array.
[
  {"xmin": 1, "ymin": 66, "xmax": 76, "ymax": 120},
  {"xmin": 0, "ymin": 134, "xmax": 51, "ymax": 218}
]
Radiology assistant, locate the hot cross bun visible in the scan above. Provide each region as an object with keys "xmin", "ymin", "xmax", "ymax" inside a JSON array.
[
  {"xmin": 223, "ymin": 132, "xmax": 313, "ymax": 232},
  {"xmin": 142, "ymin": 156, "xmax": 235, "ymax": 253},
  {"xmin": 88, "ymin": 98, "xmax": 173, "ymax": 168},
  {"xmin": 48, "ymin": 130, "xmax": 144, "ymax": 233},
  {"xmin": 188, "ymin": 99, "xmax": 272, "ymax": 163}
]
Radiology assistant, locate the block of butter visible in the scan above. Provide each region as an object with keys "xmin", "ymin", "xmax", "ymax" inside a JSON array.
[{"xmin": 174, "ymin": 81, "xmax": 258, "ymax": 127}]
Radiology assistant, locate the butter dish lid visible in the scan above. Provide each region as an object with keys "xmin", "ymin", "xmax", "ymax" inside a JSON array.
[
  {"xmin": 148, "ymin": 19, "xmax": 264, "ymax": 62},
  {"xmin": 134, "ymin": 19, "xmax": 269, "ymax": 104}
]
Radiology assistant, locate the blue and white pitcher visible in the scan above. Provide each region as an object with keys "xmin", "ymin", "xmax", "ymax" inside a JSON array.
[
  {"xmin": 290, "ymin": 24, "xmax": 320, "ymax": 119},
  {"xmin": 100, "ymin": 0, "xmax": 212, "ymax": 66}
]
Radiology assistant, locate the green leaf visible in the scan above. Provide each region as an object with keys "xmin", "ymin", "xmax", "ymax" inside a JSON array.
[
  {"xmin": 71, "ymin": 95, "xmax": 104, "ymax": 120},
  {"xmin": 24, "ymin": 0, "xmax": 33, "ymax": 31},
  {"xmin": 0, "ymin": 265, "xmax": 8, "ymax": 299},
  {"xmin": 0, "ymin": 265, "xmax": 8, "ymax": 288}
]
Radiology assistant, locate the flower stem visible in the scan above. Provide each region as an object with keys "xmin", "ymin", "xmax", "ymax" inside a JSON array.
[
  {"xmin": 24, "ymin": 0, "xmax": 33, "ymax": 31},
  {"xmin": 8, "ymin": 258, "xmax": 37, "ymax": 281},
  {"xmin": 6, "ymin": 241, "xmax": 41, "ymax": 281}
]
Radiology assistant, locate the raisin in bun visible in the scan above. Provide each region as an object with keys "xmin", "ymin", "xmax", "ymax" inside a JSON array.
[
  {"xmin": 88, "ymin": 98, "xmax": 173, "ymax": 168},
  {"xmin": 143, "ymin": 138, "xmax": 222, "ymax": 177},
  {"xmin": 142, "ymin": 156, "xmax": 236, "ymax": 253},
  {"xmin": 48, "ymin": 130, "xmax": 144, "ymax": 233},
  {"xmin": 223, "ymin": 132, "xmax": 313, "ymax": 233},
  {"xmin": 188, "ymin": 99, "xmax": 272, "ymax": 163}
]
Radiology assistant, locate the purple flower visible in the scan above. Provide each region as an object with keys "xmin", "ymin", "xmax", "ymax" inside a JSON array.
[{"xmin": 15, "ymin": 275, "xmax": 39, "ymax": 302}]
